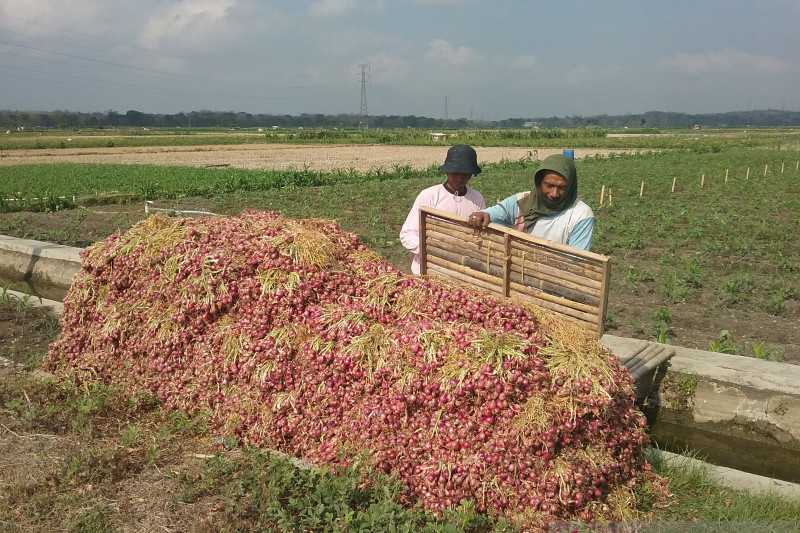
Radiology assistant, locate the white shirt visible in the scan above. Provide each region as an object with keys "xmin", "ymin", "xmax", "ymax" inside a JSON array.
[{"xmin": 400, "ymin": 184, "xmax": 486, "ymax": 274}]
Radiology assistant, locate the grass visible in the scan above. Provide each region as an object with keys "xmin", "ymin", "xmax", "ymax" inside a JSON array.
[
  {"xmin": 0, "ymin": 161, "xmax": 437, "ymax": 209},
  {"xmin": 645, "ymin": 449, "xmax": 800, "ymax": 530},
  {"xmin": 1, "ymin": 125, "xmax": 794, "ymax": 151}
]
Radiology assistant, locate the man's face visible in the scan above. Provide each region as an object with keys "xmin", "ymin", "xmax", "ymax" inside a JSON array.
[
  {"xmin": 538, "ymin": 172, "xmax": 568, "ymax": 207},
  {"xmin": 446, "ymin": 172, "xmax": 471, "ymax": 191}
]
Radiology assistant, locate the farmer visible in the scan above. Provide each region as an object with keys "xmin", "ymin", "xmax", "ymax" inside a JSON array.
[
  {"xmin": 400, "ymin": 144, "xmax": 486, "ymax": 274},
  {"xmin": 467, "ymin": 154, "xmax": 594, "ymax": 250}
]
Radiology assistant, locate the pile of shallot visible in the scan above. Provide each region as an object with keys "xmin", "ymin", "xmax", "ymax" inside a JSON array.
[{"xmin": 47, "ymin": 211, "xmax": 652, "ymax": 527}]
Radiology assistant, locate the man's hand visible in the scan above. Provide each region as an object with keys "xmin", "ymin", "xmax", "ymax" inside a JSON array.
[{"xmin": 467, "ymin": 211, "xmax": 491, "ymax": 228}]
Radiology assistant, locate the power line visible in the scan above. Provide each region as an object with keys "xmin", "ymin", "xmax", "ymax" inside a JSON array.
[
  {"xmin": 0, "ymin": 39, "xmax": 191, "ymax": 80},
  {"xmin": 0, "ymin": 40, "xmax": 334, "ymax": 91}
]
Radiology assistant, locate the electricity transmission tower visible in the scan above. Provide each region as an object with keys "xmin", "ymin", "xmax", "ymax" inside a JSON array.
[{"xmin": 358, "ymin": 64, "xmax": 370, "ymax": 129}]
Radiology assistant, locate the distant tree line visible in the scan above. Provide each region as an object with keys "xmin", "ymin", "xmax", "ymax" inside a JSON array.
[
  {"xmin": 500, "ymin": 109, "xmax": 800, "ymax": 129},
  {"xmin": 1, "ymin": 109, "xmax": 798, "ymax": 129}
]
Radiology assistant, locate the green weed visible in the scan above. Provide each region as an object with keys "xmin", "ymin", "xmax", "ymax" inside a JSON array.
[
  {"xmin": 720, "ymin": 273, "xmax": 754, "ymax": 305},
  {"xmin": 652, "ymin": 307, "xmax": 672, "ymax": 344},
  {"xmin": 708, "ymin": 330, "xmax": 738, "ymax": 355}
]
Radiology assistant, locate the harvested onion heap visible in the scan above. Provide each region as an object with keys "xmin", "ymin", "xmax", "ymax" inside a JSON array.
[{"xmin": 47, "ymin": 211, "xmax": 653, "ymax": 527}]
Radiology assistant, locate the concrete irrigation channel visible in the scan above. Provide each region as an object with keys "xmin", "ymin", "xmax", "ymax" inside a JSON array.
[{"xmin": 2, "ymin": 233, "xmax": 800, "ymax": 497}]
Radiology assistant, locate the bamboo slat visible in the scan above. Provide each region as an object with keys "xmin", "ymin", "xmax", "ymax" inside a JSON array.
[
  {"xmin": 627, "ymin": 345, "xmax": 669, "ymax": 376},
  {"xmin": 426, "ymin": 232, "xmax": 507, "ymax": 268},
  {"xmin": 597, "ymin": 260, "xmax": 612, "ymax": 336},
  {"xmin": 427, "ymin": 216, "xmax": 607, "ymax": 273},
  {"xmin": 422, "ymin": 206, "xmax": 609, "ymax": 263},
  {"xmin": 429, "ymin": 242, "xmax": 599, "ymax": 305},
  {"xmin": 421, "ymin": 207, "xmax": 610, "ymax": 335},
  {"xmin": 419, "ymin": 208, "xmax": 428, "ymax": 276},
  {"xmin": 511, "ymin": 253, "xmax": 603, "ymax": 288},
  {"xmin": 427, "ymin": 232, "xmax": 601, "ymax": 297},
  {"xmin": 503, "ymin": 234, "xmax": 511, "ymax": 297},
  {"xmin": 512, "ymin": 271, "xmax": 600, "ymax": 306},
  {"xmin": 427, "ymin": 263, "xmax": 503, "ymax": 295},
  {"xmin": 630, "ymin": 348, "xmax": 675, "ymax": 380},
  {"xmin": 427, "ymin": 218, "xmax": 605, "ymax": 279},
  {"xmin": 509, "ymin": 281, "xmax": 598, "ymax": 321},
  {"xmin": 428, "ymin": 254, "xmax": 503, "ymax": 288},
  {"xmin": 509, "ymin": 292, "xmax": 597, "ymax": 329},
  {"xmin": 427, "ymin": 244, "xmax": 506, "ymax": 278},
  {"xmin": 621, "ymin": 343, "xmax": 651, "ymax": 369},
  {"xmin": 510, "ymin": 263, "xmax": 600, "ymax": 296},
  {"xmin": 426, "ymin": 239, "xmax": 505, "ymax": 269},
  {"xmin": 510, "ymin": 243, "xmax": 605, "ymax": 276},
  {"xmin": 427, "ymin": 219, "xmax": 488, "ymax": 243}
]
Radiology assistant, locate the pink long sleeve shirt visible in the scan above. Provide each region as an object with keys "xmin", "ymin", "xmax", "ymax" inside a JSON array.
[{"xmin": 399, "ymin": 184, "xmax": 486, "ymax": 275}]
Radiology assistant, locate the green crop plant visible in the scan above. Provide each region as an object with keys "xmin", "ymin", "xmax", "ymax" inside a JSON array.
[
  {"xmin": 720, "ymin": 272, "xmax": 755, "ymax": 305},
  {"xmin": 708, "ymin": 330, "xmax": 738, "ymax": 355},
  {"xmin": 652, "ymin": 307, "xmax": 672, "ymax": 344},
  {"xmin": 750, "ymin": 342, "xmax": 785, "ymax": 362}
]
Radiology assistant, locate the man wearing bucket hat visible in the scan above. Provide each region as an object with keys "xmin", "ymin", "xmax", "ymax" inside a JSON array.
[
  {"xmin": 467, "ymin": 154, "xmax": 594, "ymax": 250},
  {"xmin": 400, "ymin": 144, "xmax": 486, "ymax": 274}
]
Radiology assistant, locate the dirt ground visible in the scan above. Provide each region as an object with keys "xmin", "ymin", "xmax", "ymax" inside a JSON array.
[
  {"xmin": 0, "ymin": 302, "xmax": 229, "ymax": 532},
  {"xmin": 0, "ymin": 143, "xmax": 646, "ymax": 171}
]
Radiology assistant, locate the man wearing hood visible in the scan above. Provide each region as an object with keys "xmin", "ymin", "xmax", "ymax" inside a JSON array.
[
  {"xmin": 467, "ymin": 154, "xmax": 594, "ymax": 250},
  {"xmin": 401, "ymin": 144, "xmax": 486, "ymax": 274}
]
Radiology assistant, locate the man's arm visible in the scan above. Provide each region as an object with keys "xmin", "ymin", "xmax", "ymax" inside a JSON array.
[
  {"xmin": 567, "ymin": 217, "xmax": 594, "ymax": 251},
  {"xmin": 399, "ymin": 191, "xmax": 429, "ymax": 254},
  {"xmin": 480, "ymin": 194, "xmax": 518, "ymax": 227}
]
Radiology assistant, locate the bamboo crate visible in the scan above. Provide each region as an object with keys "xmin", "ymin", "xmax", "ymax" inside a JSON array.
[{"xmin": 419, "ymin": 207, "xmax": 611, "ymax": 337}]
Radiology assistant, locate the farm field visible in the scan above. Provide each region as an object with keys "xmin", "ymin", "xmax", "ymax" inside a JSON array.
[
  {"xmin": 0, "ymin": 143, "xmax": 645, "ymax": 172},
  {"xmin": 1, "ymin": 144, "xmax": 798, "ymax": 360},
  {"xmin": 2, "ymin": 132, "xmax": 800, "ymax": 530},
  {"xmin": 2, "ymin": 125, "xmax": 798, "ymax": 151}
]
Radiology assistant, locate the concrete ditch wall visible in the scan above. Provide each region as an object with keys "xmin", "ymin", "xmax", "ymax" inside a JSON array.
[
  {"xmin": 2, "ymin": 234, "xmax": 800, "ymax": 484},
  {"xmin": 0, "ymin": 234, "xmax": 80, "ymax": 300},
  {"xmin": 603, "ymin": 335, "xmax": 800, "ymax": 482}
]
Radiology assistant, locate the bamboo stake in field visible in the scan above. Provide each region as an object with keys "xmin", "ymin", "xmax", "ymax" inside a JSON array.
[
  {"xmin": 781, "ymin": 161, "xmax": 785, "ymax": 174},
  {"xmin": 700, "ymin": 174, "xmax": 705, "ymax": 189},
  {"xmin": 608, "ymin": 190, "xmax": 613, "ymax": 207},
  {"xmin": 764, "ymin": 163, "xmax": 769, "ymax": 177},
  {"xmin": 746, "ymin": 167, "xmax": 750, "ymax": 180},
  {"xmin": 599, "ymin": 184, "xmax": 606, "ymax": 207},
  {"xmin": 671, "ymin": 177, "xmax": 677, "ymax": 193},
  {"xmin": 639, "ymin": 180, "xmax": 644, "ymax": 198},
  {"xmin": 725, "ymin": 168, "xmax": 729, "ymax": 183},
  {"xmin": 796, "ymin": 160, "xmax": 799, "ymax": 172}
]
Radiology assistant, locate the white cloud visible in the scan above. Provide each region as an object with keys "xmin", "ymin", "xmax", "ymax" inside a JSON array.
[
  {"xmin": 425, "ymin": 39, "xmax": 478, "ymax": 66},
  {"xmin": 309, "ymin": 0, "xmax": 356, "ymax": 17},
  {"xmin": 0, "ymin": 0, "xmax": 104, "ymax": 36},
  {"xmin": 662, "ymin": 49, "xmax": 789, "ymax": 74},
  {"xmin": 415, "ymin": 0, "xmax": 464, "ymax": 5},
  {"xmin": 509, "ymin": 54, "xmax": 537, "ymax": 70},
  {"xmin": 138, "ymin": 0, "xmax": 237, "ymax": 51},
  {"xmin": 359, "ymin": 53, "xmax": 411, "ymax": 84}
]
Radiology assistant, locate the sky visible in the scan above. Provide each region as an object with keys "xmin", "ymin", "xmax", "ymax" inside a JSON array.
[{"xmin": 1, "ymin": 0, "xmax": 798, "ymax": 119}]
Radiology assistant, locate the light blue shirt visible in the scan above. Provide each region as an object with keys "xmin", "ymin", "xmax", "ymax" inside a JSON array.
[{"xmin": 483, "ymin": 193, "xmax": 594, "ymax": 250}]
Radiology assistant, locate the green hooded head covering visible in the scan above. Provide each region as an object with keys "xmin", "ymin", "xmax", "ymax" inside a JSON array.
[{"xmin": 519, "ymin": 154, "xmax": 578, "ymax": 232}]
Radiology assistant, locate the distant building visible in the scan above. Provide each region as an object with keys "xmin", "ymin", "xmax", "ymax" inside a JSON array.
[{"xmin": 430, "ymin": 132, "xmax": 447, "ymax": 142}]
